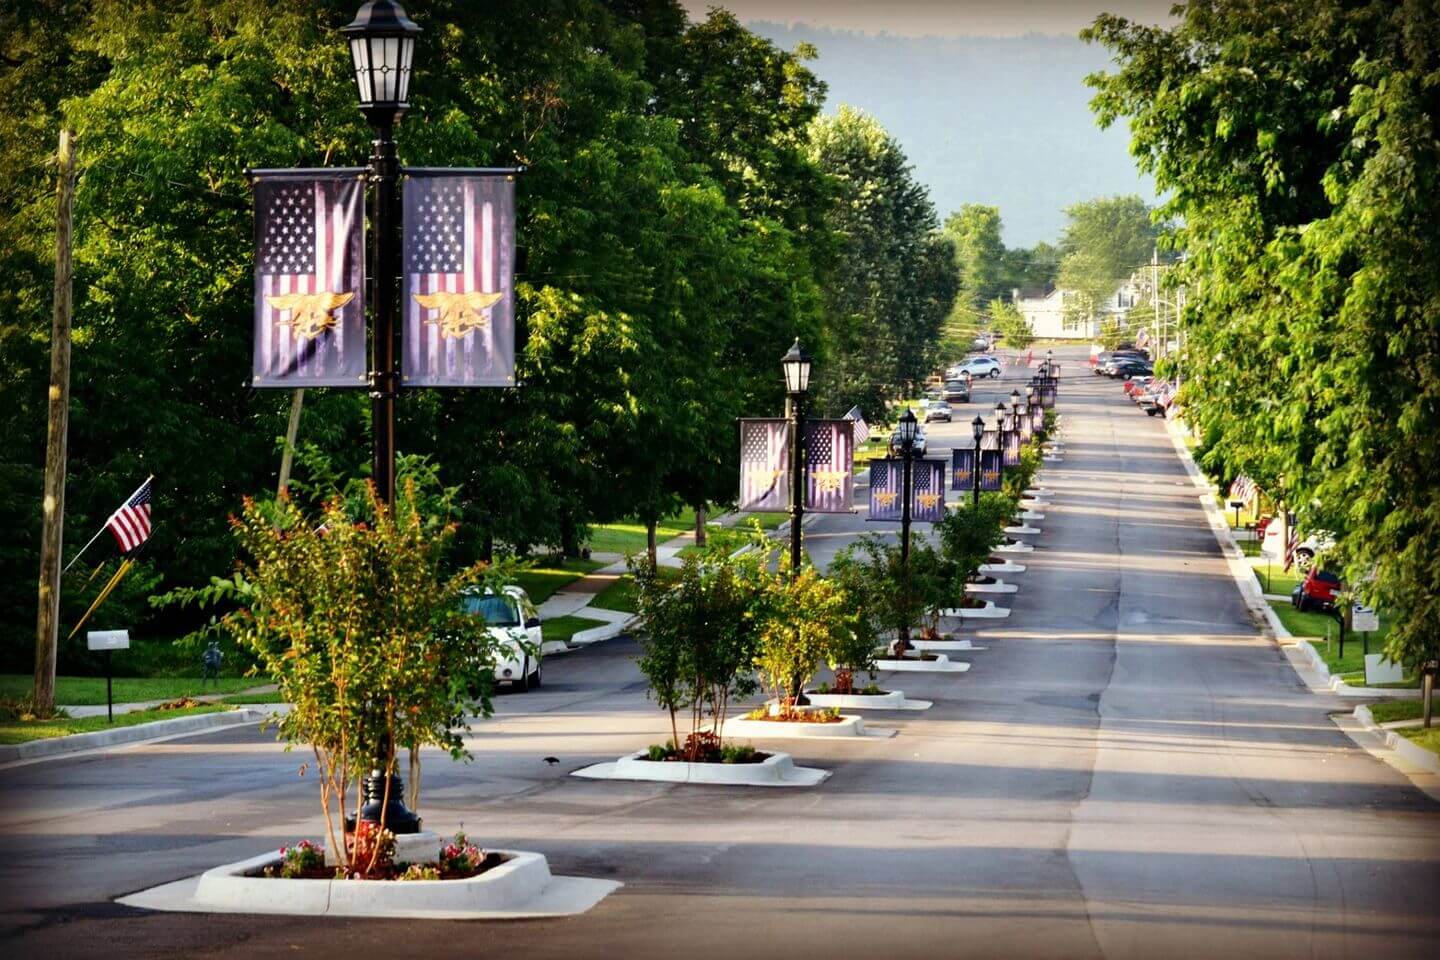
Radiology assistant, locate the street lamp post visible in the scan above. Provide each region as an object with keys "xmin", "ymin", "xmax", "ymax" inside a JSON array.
[
  {"xmin": 342, "ymin": 0, "xmax": 423, "ymax": 835},
  {"xmin": 994, "ymin": 402, "xmax": 1008, "ymax": 494},
  {"xmin": 897, "ymin": 407, "xmax": 918, "ymax": 652},
  {"xmin": 781, "ymin": 340, "xmax": 812, "ymax": 576},
  {"xmin": 971, "ymin": 415, "xmax": 984, "ymax": 508}
]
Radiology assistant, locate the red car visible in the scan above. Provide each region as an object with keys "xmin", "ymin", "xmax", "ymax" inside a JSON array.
[
  {"xmin": 1122, "ymin": 376, "xmax": 1153, "ymax": 398},
  {"xmin": 1291, "ymin": 568, "xmax": 1342, "ymax": 613}
]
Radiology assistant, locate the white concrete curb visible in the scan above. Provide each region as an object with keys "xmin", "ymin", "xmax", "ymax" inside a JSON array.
[
  {"xmin": 721, "ymin": 713, "xmax": 895, "ymax": 740},
  {"xmin": 1350, "ymin": 706, "xmax": 1440, "ymax": 774},
  {"xmin": 910, "ymin": 638, "xmax": 987, "ymax": 653},
  {"xmin": 1004, "ymin": 524, "xmax": 1041, "ymax": 536},
  {"xmin": 567, "ymin": 611, "xmax": 637, "ymax": 647},
  {"xmin": 1019, "ymin": 499, "xmax": 1050, "ymax": 510},
  {"xmin": 1019, "ymin": 510, "xmax": 1045, "ymax": 520},
  {"xmin": 572, "ymin": 750, "xmax": 830, "ymax": 787},
  {"xmin": 937, "ymin": 601, "xmax": 1010, "ymax": 619},
  {"xmin": 0, "ymin": 708, "xmax": 264, "ymax": 764},
  {"xmin": 1292, "ymin": 640, "xmax": 1422, "ymax": 699},
  {"xmin": 979, "ymin": 561, "xmax": 1025, "ymax": 575},
  {"xmin": 965, "ymin": 579, "xmax": 1017, "ymax": 594},
  {"xmin": 119, "ymin": 848, "xmax": 620, "ymax": 919},
  {"xmin": 802, "ymin": 691, "xmax": 932, "ymax": 711},
  {"xmin": 995, "ymin": 541, "xmax": 1034, "ymax": 554},
  {"xmin": 874, "ymin": 653, "xmax": 971, "ymax": 673}
]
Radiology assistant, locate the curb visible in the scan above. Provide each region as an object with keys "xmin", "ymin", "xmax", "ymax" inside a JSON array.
[
  {"xmin": 1161, "ymin": 417, "xmax": 1291, "ymax": 640},
  {"xmin": 0, "ymin": 708, "xmax": 265, "ymax": 764},
  {"xmin": 1292, "ymin": 640, "xmax": 1422, "ymax": 699},
  {"xmin": 1349, "ymin": 705, "xmax": 1440, "ymax": 775}
]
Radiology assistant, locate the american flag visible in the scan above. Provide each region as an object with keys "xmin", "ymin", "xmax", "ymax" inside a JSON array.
[
  {"xmin": 806, "ymin": 419, "xmax": 853, "ymax": 513},
  {"xmin": 403, "ymin": 173, "xmax": 515, "ymax": 387},
  {"xmin": 843, "ymin": 405, "xmax": 870, "ymax": 445},
  {"xmin": 106, "ymin": 478, "xmax": 153, "ymax": 554},
  {"xmin": 867, "ymin": 459, "xmax": 902, "ymax": 521},
  {"xmin": 911, "ymin": 459, "xmax": 945, "ymax": 521},
  {"xmin": 739, "ymin": 419, "xmax": 789, "ymax": 511},
  {"xmin": 1283, "ymin": 516, "xmax": 1301, "ymax": 571},
  {"xmin": 252, "ymin": 173, "xmax": 365, "ymax": 386},
  {"xmin": 1228, "ymin": 475, "xmax": 1256, "ymax": 504}
]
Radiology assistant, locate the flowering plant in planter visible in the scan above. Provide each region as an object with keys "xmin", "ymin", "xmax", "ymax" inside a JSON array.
[
  {"xmin": 753, "ymin": 561, "xmax": 856, "ymax": 717},
  {"xmin": 266, "ymin": 839, "xmax": 326, "ymax": 879}
]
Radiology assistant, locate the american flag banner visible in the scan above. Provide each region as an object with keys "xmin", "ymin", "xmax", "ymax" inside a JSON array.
[
  {"xmin": 806, "ymin": 419, "xmax": 854, "ymax": 513},
  {"xmin": 251, "ymin": 170, "xmax": 367, "ymax": 387},
  {"xmin": 1283, "ymin": 514, "xmax": 1301, "ymax": 571},
  {"xmin": 951, "ymin": 446, "xmax": 975, "ymax": 490},
  {"xmin": 867, "ymin": 459, "xmax": 903, "ymax": 521},
  {"xmin": 1041, "ymin": 383, "xmax": 1057, "ymax": 408},
  {"xmin": 1003, "ymin": 422, "xmax": 1022, "ymax": 467},
  {"xmin": 739, "ymin": 419, "xmax": 790, "ymax": 511},
  {"xmin": 1019, "ymin": 404, "xmax": 1034, "ymax": 440},
  {"xmin": 978, "ymin": 430, "xmax": 1003, "ymax": 491},
  {"xmin": 1030, "ymin": 403, "xmax": 1044, "ymax": 433},
  {"xmin": 911, "ymin": 459, "xmax": 946, "ymax": 522},
  {"xmin": 402, "ymin": 171, "xmax": 517, "ymax": 387},
  {"xmin": 106, "ymin": 477, "xmax": 153, "ymax": 554},
  {"xmin": 1229, "ymin": 475, "xmax": 1257, "ymax": 505},
  {"xmin": 843, "ymin": 405, "xmax": 870, "ymax": 445}
]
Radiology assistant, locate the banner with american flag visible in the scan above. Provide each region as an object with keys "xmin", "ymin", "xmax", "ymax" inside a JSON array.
[
  {"xmin": 739, "ymin": 419, "xmax": 790, "ymax": 511},
  {"xmin": 843, "ymin": 405, "xmax": 870, "ymax": 445},
  {"xmin": 1003, "ymin": 421, "xmax": 1022, "ymax": 467},
  {"xmin": 106, "ymin": 477, "xmax": 153, "ymax": 554},
  {"xmin": 402, "ymin": 170, "xmax": 517, "ymax": 387},
  {"xmin": 867, "ymin": 459, "xmax": 902, "ymax": 521},
  {"xmin": 806, "ymin": 419, "xmax": 854, "ymax": 513},
  {"xmin": 978, "ymin": 429, "xmax": 1003, "ymax": 491},
  {"xmin": 250, "ymin": 169, "xmax": 367, "ymax": 387},
  {"xmin": 1030, "ymin": 403, "xmax": 1044, "ymax": 433},
  {"xmin": 911, "ymin": 459, "xmax": 946, "ymax": 522},
  {"xmin": 951, "ymin": 446, "xmax": 975, "ymax": 490},
  {"xmin": 1019, "ymin": 404, "xmax": 1034, "ymax": 440}
]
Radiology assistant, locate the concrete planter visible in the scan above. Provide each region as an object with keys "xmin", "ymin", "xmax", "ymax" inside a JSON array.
[
  {"xmin": 965, "ymin": 579, "xmax": 1016, "ymax": 594},
  {"xmin": 994, "ymin": 540, "xmax": 1034, "ymax": 554},
  {"xmin": 721, "ymin": 713, "xmax": 895, "ymax": 740},
  {"xmin": 1019, "ymin": 510, "xmax": 1045, "ymax": 520},
  {"xmin": 979, "ymin": 561, "xmax": 1025, "ymax": 575},
  {"xmin": 1004, "ymin": 524, "xmax": 1040, "ymax": 536},
  {"xmin": 803, "ymin": 690, "xmax": 932, "ymax": 711},
  {"xmin": 910, "ymin": 637, "xmax": 983, "ymax": 652},
  {"xmin": 873, "ymin": 653, "xmax": 970, "ymax": 673},
  {"xmin": 573, "ymin": 750, "xmax": 829, "ymax": 787},
  {"xmin": 1019, "ymin": 498, "xmax": 1049, "ymax": 510},
  {"xmin": 1042, "ymin": 455, "xmax": 1063, "ymax": 462},
  {"xmin": 937, "ymin": 600, "xmax": 1010, "ymax": 619},
  {"xmin": 166, "ymin": 847, "xmax": 619, "ymax": 919}
]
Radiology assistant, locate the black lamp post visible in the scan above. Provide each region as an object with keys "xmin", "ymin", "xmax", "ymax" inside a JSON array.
[
  {"xmin": 781, "ymin": 339, "xmax": 812, "ymax": 576},
  {"xmin": 971, "ymin": 415, "xmax": 984, "ymax": 507},
  {"xmin": 1045, "ymin": 349, "xmax": 1053, "ymax": 376},
  {"xmin": 994, "ymin": 402, "xmax": 1008, "ymax": 495},
  {"xmin": 896, "ymin": 406, "xmax": 918, "ymax": 652},
  {"xmin": 342, "ymin": 0, "xmax": 423, "ymax": 835}
]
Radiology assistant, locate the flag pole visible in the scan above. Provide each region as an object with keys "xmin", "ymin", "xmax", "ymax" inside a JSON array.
[{"xmin": 61, "ymin": 474, "xmax": 153, "ymax": 574}]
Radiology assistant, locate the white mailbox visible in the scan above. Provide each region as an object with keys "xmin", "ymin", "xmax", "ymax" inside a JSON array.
[{"xmin": 87, "ymin": 630, "xmax": 130, "ymax": 651}]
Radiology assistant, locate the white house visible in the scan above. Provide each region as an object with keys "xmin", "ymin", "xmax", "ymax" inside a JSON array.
[{"xmin": 1013, "ymin": 280, "xmax": 1142, "ymax": 340}]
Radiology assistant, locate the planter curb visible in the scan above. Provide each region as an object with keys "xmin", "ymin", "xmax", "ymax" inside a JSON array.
[
  {"xmin": 0, "ymin": 708, "xmax": 264, "ymax": 765},
  {"xmin": 572, "ymin": 750, "xmax": 829, "ymax": 787}
]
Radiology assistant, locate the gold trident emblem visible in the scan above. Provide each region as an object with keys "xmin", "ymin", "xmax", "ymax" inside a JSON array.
[
  {"xmin": 265, "ymin": 291, "xmax": 355, "ymax": 341},
  {"xmin": 412, "ymin": 290, "xmax": 504, "ymax": 339},
  {"xmin": 917, "ymin": 493, "xmax": 941, "ymax": 509},
  {"xmin": 813, "ymin": 470, "xmax": 847, "ymax": 493},
  {"xmin": 874, "ymin": 491, "xmax": 898, "ymax": 508}
]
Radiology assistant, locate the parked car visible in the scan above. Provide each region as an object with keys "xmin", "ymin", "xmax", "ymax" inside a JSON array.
[
  {"xmin": 968, "ymin": 335, "xmax": 991, "ymax": 353},
  {"xmin": 1291, "ymin": 567, "xmax": 1342, "ymax": 613},
  {"xmin": 1122, "ymin": 375, "xmax": 1154, "ymax": 398},
  {"xmin": 460, "ymin": 585, "xmax": 543, "ymax": 691},
  {"xmin": 942, "ymin": 378, "xmax": 971, "ymax": 402},
  {"xmin": 888, "ymin": 421, "xmax": 928, "ymax": 456},
  {"xmin": 925, "ymin": 399, "xmax": 952, "ymax": 422},
  {"xmin": 1093, "ymin": 348, "xmax": 1150, "ymax": 374},
  {"xmin": 1136, "ymin": 380, "xmax": 1174, "ymax": 416},
  {"xmin": 1260, "ymin": 523, "xmax": 1336, "ymax": 572},
  {"xmin": 1104, "ymin": 358, "xmax": 1153, "ymax": 379},
  {"xmin": 955, "ymin": 356, "xmax": 1003, "ymax": 379}
]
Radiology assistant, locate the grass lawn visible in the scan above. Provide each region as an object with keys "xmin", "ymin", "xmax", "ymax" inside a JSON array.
[
  {"xmin": 1397, "ymin": 726, "xmax": 1440, "ymax": 757},
  {"xmin": 591, "ymin": 567, "xmax": 680, "ymax": 614},
  {"xmin": 1369, "ymin": 700, "xmax": 1433, "ymax": 724},
  {"xmin": 542, "ymin": 614, "xmax": 608, "ymax": 644},
  {"xmin": 1273, "ymin": 602, "xmax": 1414, "ymax": 687},
  {"xmin": 221, "ymin": 690, "xmax": 285, "ymax": 704},
  {"xmin": 1252, "ymin": 563, "xmax": 1301, "ymax": 597},
  {"xmin": 512, "ymin": 558, "xmax": 605, "ymax": 603},
  {"xmin": 0, "ymin": 704, "xmax": 230, "ymax": 744},
  {"xmin": 0, "ymin": 674, "xmax": 267, "ymax": 706},
  {"xmin": 587, "ymin": 508, "xmax": 698, "ymax": 555}
]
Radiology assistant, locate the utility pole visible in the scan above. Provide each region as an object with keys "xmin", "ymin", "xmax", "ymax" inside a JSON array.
[
  {"xmin": 1152, "ymin": 246, "xmax": 1160, "ymax": 357},
  {"xmin": 33, "ymin": 128, "xmax": 77, "ymax": 717},
  {"xmin": 277, "ymin": 389, "xmax": 305, "ymax": 496}
]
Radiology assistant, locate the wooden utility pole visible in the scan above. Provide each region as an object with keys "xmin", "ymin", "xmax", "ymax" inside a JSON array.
[
  {"xmin": 34, "ymin": 129, "xmax": 77, "ymax": 716},
  {"xmin": 277, "ymin": 389, "xmax": 305, "ymax": 496}
]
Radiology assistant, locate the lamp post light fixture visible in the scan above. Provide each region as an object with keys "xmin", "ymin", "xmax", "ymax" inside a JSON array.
[
  {"xmin": 342, "ymin": 0, "xmax": 424, "ymax": 835},
  {"xmin": 781, "ymin": 339, "xmax": 812, "ymax": 577},
  {"xmin": 1009, "ymin": 389, "xmax": 1022, "ymax": 418},
  {"xmin": 994, "ymin": 402, "xmax": 1008, "ymax": 493},
  {"xmin": 971, "ymin": 414, "xmax": 985, "ymax": 508},
  {"xmin": 896, "ymin": 406, "xmax": 919, "ymax": 653}
]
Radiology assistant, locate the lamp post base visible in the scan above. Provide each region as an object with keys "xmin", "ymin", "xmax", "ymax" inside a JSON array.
[{"xmin": 345, "ymin": 769, "xmax": 423, "ymax": 834}]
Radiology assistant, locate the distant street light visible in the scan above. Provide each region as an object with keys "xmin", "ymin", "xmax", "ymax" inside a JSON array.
[
  {"xmin": 896, "ymin": 407, "xmax": 918, "ymax": 652},
  {"xmin": 971, "ymin": 414, "xmax": 985, "ymax": 508},
  {"xmin": 781, "ymin": 339, "xmax": 812, "ymax": 576}
]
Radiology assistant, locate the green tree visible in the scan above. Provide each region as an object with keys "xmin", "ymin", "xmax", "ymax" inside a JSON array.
[
  {"xmin": 1085, "ymin": 0, "xmax": 1440, "ymax": 679},
  {"xmin": 1055, "ymin": 195, "xmax": 1159, "ymax": 329},
  {"xmin": 989, "ymin": 298, "xmax": 1034, "ymax": 351}
]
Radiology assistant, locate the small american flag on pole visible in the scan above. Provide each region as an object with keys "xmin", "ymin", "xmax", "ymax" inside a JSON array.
[
  {"xmin": 843, "ymin": 405, "xmax": 870, "ymax": 445},
  {"xmin": 106, "ymin": 477, "xmax": 153, "ymax": 554}
]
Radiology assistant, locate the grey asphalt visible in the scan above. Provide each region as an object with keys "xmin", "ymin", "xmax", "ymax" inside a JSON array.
[{"xmin": 4, "ymin": 346, "xmax": 1438, "ymax": 959}]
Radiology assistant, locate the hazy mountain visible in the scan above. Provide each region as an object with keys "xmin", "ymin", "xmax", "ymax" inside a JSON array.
[{"xmin": 749, "ymin": 23, "xmax": 1157, "ymax": 246}]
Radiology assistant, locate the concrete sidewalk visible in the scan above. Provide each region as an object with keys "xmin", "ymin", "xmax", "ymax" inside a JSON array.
[{"xmin": 62, "ymin": 683, "xmax": 277, "ymax": 718}]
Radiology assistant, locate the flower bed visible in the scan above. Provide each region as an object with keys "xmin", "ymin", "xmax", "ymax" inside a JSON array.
[{"xmin": 261, "ymin": 832, "xmax": 503, "ymax": 883}]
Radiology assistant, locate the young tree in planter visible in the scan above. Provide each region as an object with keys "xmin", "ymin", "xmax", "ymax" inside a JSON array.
[
  {"xmin": 936, "ymin": 495, "xmax": 1012, "ymax": 595},
  {"xmin": 165, "ymin": 479, "xmax": 497, "ymax": 874},
  {"xmin": 831, "ymin": 535, "xmax": 944, "ymax": 656},
  {"xmin": 826, "ymin": 561, "xmax": 883, "ymax": 693},
  {"xmin": 754, "ymin": 564, "xmax": 854, "ymax": 717}
]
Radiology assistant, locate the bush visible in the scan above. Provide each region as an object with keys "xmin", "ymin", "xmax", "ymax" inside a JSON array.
[
  {"xmin": 936, "ymin": 493, "xmax": 1012, "ymax": 588},
  {"xmin": 831, "ymin": 535, "xmax": 949, "ymax": 655},
  {"xmin": 753, "ymin": 563, "xmax": 855, "ymax": 714}
]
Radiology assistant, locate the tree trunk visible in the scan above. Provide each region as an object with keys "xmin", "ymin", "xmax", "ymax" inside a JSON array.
[
  {"xmin": 694, "ymin": 504, "xmax": 706, "ymax": 547},
  {"xmin": 33, "ymin": 128, "xmax": 76, "ymax": 718},
  {"xmin": 277, "ymin": 388, "xmax": 305, "ymax": 496},
  {"xmin": 482, "ymin": 531, "xmax": 494, "ymax": 564},
  {"xmin": 646, "ymin": 517, "xmax": 658, "ymax": 566}
]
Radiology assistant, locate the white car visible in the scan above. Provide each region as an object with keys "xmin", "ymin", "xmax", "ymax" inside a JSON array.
[
  {"xmin": 1260, "ymin": 523, "xmax": 1336, "ymax": 572},
  {"xmin": 460, "ymin": 585, "xmax": 543, "ymax": 691},
  {"xmin": 954, "ymin": 356, "xmax": 1003, "ymax": 379}
]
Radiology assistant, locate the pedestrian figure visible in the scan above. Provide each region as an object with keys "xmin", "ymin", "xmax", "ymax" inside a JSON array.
[{"xmin": 201, "ymin": 641, "xmax": 222, "ymax": 687}]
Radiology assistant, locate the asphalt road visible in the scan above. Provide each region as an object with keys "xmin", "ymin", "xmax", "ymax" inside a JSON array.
[{"xmin": 4, "ymin": 346, "xmax": 1438, "ymax": 959}]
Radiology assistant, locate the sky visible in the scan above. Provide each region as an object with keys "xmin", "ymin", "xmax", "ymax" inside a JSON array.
[
  {"xmin": 679, "ymin": 1, "xmax": 1178, "ymax": 245},
  {"xmin": 679, "ymin": 1, "xmax": 1178, "ymax": 38}
]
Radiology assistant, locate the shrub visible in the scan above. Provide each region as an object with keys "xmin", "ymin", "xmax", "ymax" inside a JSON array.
[
  {"xmin": 754, "ymin": 563, "xmax": 854, "ymax": 712},
  {"xmin": 832, "ymin": 535, "xmax": 949, "ymax": 655},
  {"xmin": 936, "ymin": 493, "xmax": 1012, "ymax": 589}
]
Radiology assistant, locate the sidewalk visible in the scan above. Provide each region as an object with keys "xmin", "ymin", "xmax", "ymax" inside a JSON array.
[{"xmin": 62, "ymin": 683, "xmax": 277, "ymax": 719}]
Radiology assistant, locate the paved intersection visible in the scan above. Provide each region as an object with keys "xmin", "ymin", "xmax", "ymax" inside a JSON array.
[{"xmin": 4, "ymin": 347, "xmax": 1437, "ymax": 958}]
